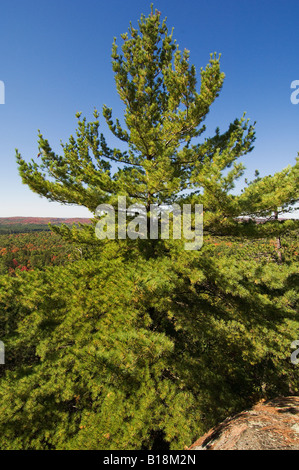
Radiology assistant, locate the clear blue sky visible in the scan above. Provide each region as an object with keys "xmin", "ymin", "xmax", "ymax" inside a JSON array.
[{"xmin": 0, "ymin": 0, "xmax": 298, "ymax": 217}]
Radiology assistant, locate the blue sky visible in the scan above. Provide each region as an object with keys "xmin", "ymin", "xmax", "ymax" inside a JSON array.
[{"xmin": 0, "ymin": 0, "xmax": 298, "ymax": 217}]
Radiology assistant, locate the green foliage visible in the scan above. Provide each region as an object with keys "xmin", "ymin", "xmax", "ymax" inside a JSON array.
[
  {"xmin": 0, "ymin": 255, "xmax": 193, "ymax": 450},
  {"xmin": 15, "ymin": 9, "xmax": 257, "ymax": 236},
  {"xmin": 0, "ymin": 240, "xmax": 298, "ymax": 449},
  {"xmin": 16, "ymin": 5, "xmax": 299, "ymax": 239}
]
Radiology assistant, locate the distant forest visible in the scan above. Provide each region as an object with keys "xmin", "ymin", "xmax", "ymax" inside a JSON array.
[{"xmin": 0, "ymin": 217, "xmax": 91, "ymax": 234}]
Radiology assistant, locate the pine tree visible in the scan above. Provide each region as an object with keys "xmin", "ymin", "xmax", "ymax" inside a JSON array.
[
  {"xmin": 16, "ymin": 7, "xmax": 297, "ymax": 246},
  {"xmin": 2, "ymin": 6, "xmax": 297, "ymax": 450},
  {"xmin": 17, "ymin": 5, "xmax": 299, "ymax": 250}
]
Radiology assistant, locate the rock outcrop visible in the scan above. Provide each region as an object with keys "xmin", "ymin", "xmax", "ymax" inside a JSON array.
[{"xmin": 189, "ymin": 396, "xmax": 299, "ymax": 450}]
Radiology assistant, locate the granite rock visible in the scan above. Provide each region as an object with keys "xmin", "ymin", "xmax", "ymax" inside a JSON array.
[{"xmin": 189, "ymin": 396, "xmax": 299, "ymax": 450}]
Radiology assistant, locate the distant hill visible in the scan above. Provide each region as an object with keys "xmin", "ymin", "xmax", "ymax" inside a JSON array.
[
  {"xmin": 0, "ymin": 217, "xmax": 91, "ymax": 234},
  {"xmin": 0, "ymin": 217, "xmax": 91, "ymax": 225}
]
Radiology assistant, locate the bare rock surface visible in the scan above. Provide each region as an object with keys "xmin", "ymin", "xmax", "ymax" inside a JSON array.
[{"xmin": 189, "ymin": 396, "xmax": 299, "ymax": 450}]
